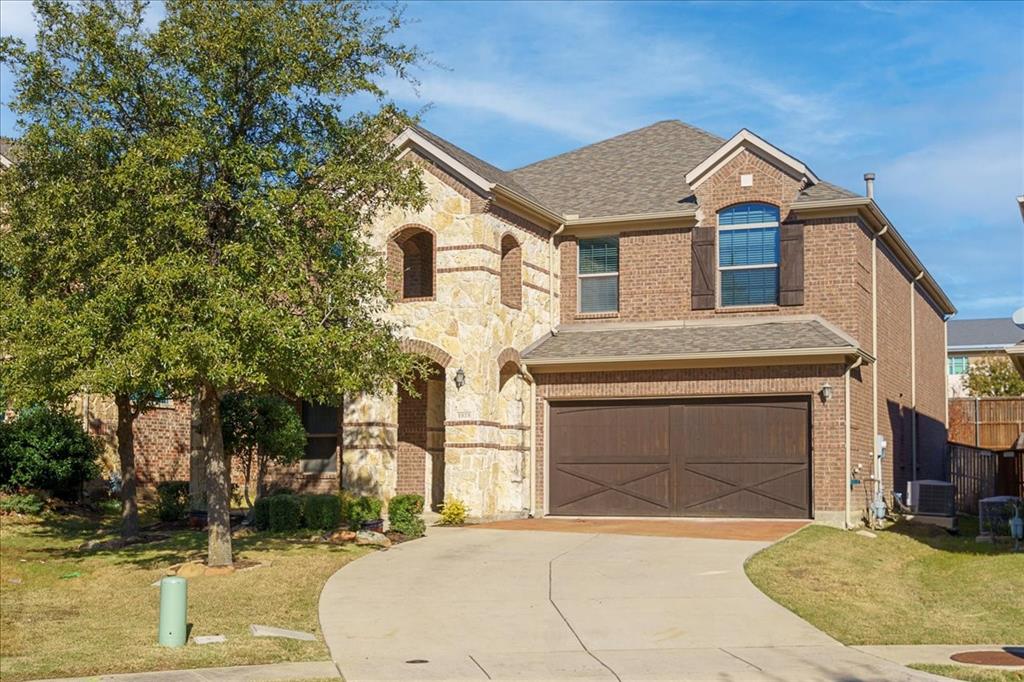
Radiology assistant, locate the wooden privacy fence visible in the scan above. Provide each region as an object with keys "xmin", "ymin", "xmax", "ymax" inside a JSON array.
[
  {"xmin": 948, "ymin": 397, "xmax": 1024, "ymax": 450},
  {"xmin": 946, "ymin": 442, "xmax": 1024, "ymax": 514}
]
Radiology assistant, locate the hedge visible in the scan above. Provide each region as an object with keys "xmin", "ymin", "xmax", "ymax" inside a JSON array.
[
  {"xmin": 303, "ymin": 494, "xmax": 342, "ymax": 530},
  {"xmin": 267, "ymin": 494, "xmax": 302, "ymax": 532}
]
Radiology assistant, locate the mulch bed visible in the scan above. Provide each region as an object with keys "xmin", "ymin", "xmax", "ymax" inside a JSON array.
[{"xmin": 951, "ymin": 649, "xmax": 1024, "ymax": 666}]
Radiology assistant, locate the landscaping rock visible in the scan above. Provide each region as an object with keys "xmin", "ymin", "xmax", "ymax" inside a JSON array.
[
  {"xmin": 193, "ymin": 634, "xmax": 227, "ymax": 644},
  {"xmin": 326, "ymin": 529, "xmax": 357, "ymax": 544},
  {"xmin": 249, "ymin": 624, "xmax": 317, "ymax": 641},
  {"xmin": 355, "ymin": 530, "xmax": 391, "ymax": 547},
  {"xmin": 856, "ymin": 530, "xmax": 877, "ymax": 539}
]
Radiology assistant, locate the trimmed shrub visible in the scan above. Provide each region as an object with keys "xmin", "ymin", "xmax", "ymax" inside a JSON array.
[
  {"xmin": 268, "ymin": 494, "xmax": 302, "ymax": 532},
  {"xmin": 0, "ymin": 492, "xmax": 45, "ymax": 515},
  {"xmin": 388, "ymin": 494, "xmax": 425, "ymax": 537},
  {"xmin": 439, "ymin": 498, "xmax": 467, "ymax": 526},
  {"xmin": 0, "ymin": 406, "xmax": 100, "ymax": 500},
  {"xmin": 341, "ymin": 493, "xmax": 383, "ymax": 530},
  {"xmin": 155, "ymin": 481, "xmax": 190, "ymax": 522},
  {"xmin": 303, "ymin": 494, "xmax": 342, "ymax": 530},
  {"xmin": 252, "ymin": 496, "xmax": 272, "ymax": 530}
]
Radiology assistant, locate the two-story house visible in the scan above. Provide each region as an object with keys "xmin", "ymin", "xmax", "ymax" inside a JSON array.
[
  {"xmin": 51, "ymin": 120, "xmax": 953, "ymax": 528},
  {"xmin": 310, "ymin": 120, "xmax": 954, "ymax": 529}
]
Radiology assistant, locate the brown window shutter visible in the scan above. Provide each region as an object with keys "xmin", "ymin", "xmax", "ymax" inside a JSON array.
[
  {"xmin": 691, "ymin": 225, "xmax": 716, "ymax": 310},
  {"xmin": 779, "ymin": 222, "xmax": 805, "ymax": 306}
]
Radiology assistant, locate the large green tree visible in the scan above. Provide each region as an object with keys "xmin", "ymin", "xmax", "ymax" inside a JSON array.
[
  {"xmin": 966, "ymin": 357, "xmax": 1024, "ymax": 397},
  {"xmin": 1, "ymin": 0, "xmax": 425, "ymax": 565}
]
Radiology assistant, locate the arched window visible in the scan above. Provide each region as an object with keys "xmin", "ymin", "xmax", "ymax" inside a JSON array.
[
  {"xmin": 388, "ymin": 226, "xmax": 435, "ymax": 300},
  {"xmin": 717, "ymin": 203, "xmax": 780, "ymax": 307},
  {"xmin": 500, "ymin": 234, "xmax": 522, "ymax": 309}
]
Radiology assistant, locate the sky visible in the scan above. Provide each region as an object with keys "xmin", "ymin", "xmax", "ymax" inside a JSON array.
[{"xmin": 1, "ymin": 0, "xmax": 1022, "ymax": 320}]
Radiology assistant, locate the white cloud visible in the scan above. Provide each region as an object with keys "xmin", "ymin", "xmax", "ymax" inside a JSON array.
[{"xmin": 880, "ymin": 129, "xmax": 1024, "ymax": 226}]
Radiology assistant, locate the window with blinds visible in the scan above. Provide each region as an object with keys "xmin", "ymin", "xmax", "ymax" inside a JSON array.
[
  {"xmin": 578, "ymin": 237, "xmax": 619, "ymax": 313},
  {"xmin": 718, "ymin": 204, "xmax": 780, "ymax": 307},
  {"xmin": 947, "ymin": 355, "xmax": 969, "ymax": 375}
]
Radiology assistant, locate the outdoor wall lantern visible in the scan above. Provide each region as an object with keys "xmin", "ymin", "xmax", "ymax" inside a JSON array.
[
  {"xmin": 453, "ymin": 368, "xmax": 466, "ymax": 390},
  {"xmin": 819, "ymin": 382, "xmax": 833, "ymax": 403}
]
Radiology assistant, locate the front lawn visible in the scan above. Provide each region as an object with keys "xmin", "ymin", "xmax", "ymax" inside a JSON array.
[
  {"xmin": 745, "ymin": 519, "xmax": 1024, "ymax": 646},
  {"xmin": 0, "ymin": 510, "xmax": 368, "ymax": 681}
]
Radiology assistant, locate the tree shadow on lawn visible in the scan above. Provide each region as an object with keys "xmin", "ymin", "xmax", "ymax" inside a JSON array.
[
  {"xmin": 885, "ymin": 516, "xmax": 1016, "ymax": 556},
  {"xmin": 14, "ymin": 513, "xmax": 341, "ymax": 570}
]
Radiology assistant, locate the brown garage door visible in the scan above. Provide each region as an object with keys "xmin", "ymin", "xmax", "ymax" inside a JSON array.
[{"xmin": 548, "ymin": 397, "xmax": 810, "ymax": 518}]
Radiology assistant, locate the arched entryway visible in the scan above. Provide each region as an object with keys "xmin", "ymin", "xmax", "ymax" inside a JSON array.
[{"xmin": 396, "ymin": 360, "xmax": 447, "ymax": 510}]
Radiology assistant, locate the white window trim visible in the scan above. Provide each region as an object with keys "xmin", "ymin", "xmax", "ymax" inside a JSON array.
[
  {"xmin": 716, "ymin": 213, "xmax": 781, "ymax": 309},
  {"xmin": 577, "ymin": 239, "xmax": 619, "ymax": 314}
]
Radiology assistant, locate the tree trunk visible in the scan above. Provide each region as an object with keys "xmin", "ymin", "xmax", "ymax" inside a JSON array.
[
  {"xmin": 197, "ymin": 381, "xmax": 232, "ymax": 567},
  {"xmin": 189, "ymin": 390, "xmax": 207, "ymax": 511},
  {"xmin": 114, "ymin": 393, "xmax": 139, "ymax": 540}
]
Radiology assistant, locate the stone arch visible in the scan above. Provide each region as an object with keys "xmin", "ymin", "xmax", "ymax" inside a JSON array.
[
  {"xmin": 499, "ymin": 232, "xmax": 522, "ymax": 309},
  {"xmin": 496, "ymin": 347, "xmax": 522, "ymax": 391},
  {"xmin": 399, "ymin": 337, "xmax": 453, "ymax": 369},
  {"xmin": 387, "ymin": 224, "xmax": 436, "ymax": 300}
]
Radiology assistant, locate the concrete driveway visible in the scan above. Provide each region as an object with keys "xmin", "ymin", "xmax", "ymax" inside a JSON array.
[{"xmin": 319, "ymin": 525, "xmax": 939, "ymax": 681}]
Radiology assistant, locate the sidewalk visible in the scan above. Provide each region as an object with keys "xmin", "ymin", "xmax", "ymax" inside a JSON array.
[
  {"xmin": 32, "ymin": 661, "xmax": 340, "ymax": 682},
  {"xmin": 855, "ymin": 644, "xmax": 1024, "ymax": 669}
]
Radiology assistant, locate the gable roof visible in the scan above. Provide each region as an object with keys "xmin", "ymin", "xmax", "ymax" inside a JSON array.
[
  {"xmin": 683, "ymin": 128, "xmax": 820, "ymax": 190},
  {"xmin": 508, "ymin": 120, "xmax": 724, "ymax": 218},
  {"xmin": 408, "ymin": 126, "xmax": 537, "ymax": 199},
  {"xmin": 948, "ymin": 317, "xmax": 1024, "ymax": 350},
  {"xmin": 394, "ymin": 120, "xmax": 951, "ymax": 314}
]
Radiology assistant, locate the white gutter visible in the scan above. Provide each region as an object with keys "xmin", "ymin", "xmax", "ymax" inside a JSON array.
[
  {"xmin": 519, "ymin": 364, "xmax": 537, "ymax": 518},
  {"xmin": 871, "ymin": 224, "xmax": 889, "ymax": 494},
  {"xmin": 910, "ymin": 271, "xmax": 924, "ymax": 483},
  {"xmin": 845, "ymin": 355, "xmax": 864, "ymax": 529}
]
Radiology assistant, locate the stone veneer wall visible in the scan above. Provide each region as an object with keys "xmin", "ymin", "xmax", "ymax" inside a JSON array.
[{"xmin": 343, "ymin": 154, "xmax": 556, "ymax": 517}]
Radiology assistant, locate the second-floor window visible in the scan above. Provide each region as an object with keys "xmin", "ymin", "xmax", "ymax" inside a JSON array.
[
  {"xmin": 718, "ymin": 203, "xmax": 780, "ymax": 307},
  {"xmin": 578, "ymin": 237, "xmax": 619, "ymax": 313},
  {"xmin": 948, "ymin": 356, "xmax": 969, "ymax": 375}
]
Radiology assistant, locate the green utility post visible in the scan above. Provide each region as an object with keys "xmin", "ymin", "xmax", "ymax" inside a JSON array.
[{"xmin": 158, "ymin": 576, "xmax": 187, "ymax": 647}]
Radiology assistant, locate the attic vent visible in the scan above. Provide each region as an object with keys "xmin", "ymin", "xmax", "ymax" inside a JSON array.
[{"xmin": 740, "ymin": 174, "xmax": 753, "ymax": 187}]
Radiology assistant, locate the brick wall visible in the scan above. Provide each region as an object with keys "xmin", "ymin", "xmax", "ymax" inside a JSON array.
[
  {"xmin": 396, "ymin": 375, "xmax": 428, "ymax": 495},
  {"xmin": 533, "ymin": 363, "xmax": 848, "ymax": 516},
  {"xmin": 558, "ymin": 149, "xmax": 860, "ymax": 337},
  {"xmin": 131, "ymin": 402, "xmax": 192, "ymax": 487},
  {"xmin": 500, "ymin": 233, "xmax": 523, "ymax": 309}
]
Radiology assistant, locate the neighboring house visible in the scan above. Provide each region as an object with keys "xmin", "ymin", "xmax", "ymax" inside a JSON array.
[
  {"xmin": 6, "ymin": 122, "xmax": 958, "ymax": 527},
  {"xmin": 946, "ymin": 317, "xmax": 1024, "ymax": 396},
  {"xmin": 0, "ymin": 137, "xmax": 15, "ymax": 168}
]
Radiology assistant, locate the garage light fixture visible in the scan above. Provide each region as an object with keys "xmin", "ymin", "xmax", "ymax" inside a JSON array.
[{"xmin": 819, "ymin": 381, "xmax": 833, "ymax": 403}]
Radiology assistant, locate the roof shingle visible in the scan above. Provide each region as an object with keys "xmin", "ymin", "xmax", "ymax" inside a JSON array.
[
  {"xmin": 948, "ymin": 318, "xmax": 1024, "ymax": 349},
  {"xmin": 523, "ymin": 318, "xmax": 858, "ymax": 363}
]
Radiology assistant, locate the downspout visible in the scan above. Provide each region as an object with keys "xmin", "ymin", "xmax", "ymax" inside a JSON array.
[
  {"xmin": 845, "ymin": 355, "xmax": 864, "ymax": 529},
  {"xmin": 910, "ymin": 271, "xmax": 924, "ymax": 484},
  {"xmin": 520, "ymin": 364, "xmax": 537, "ymax": 517},
  {"xmin": 871, "ymin": 224, "xmax": 889, "ymax": 495},
  {"xmin": 549, "ymin": 223, "xmax": 566, "ymax": 332}
]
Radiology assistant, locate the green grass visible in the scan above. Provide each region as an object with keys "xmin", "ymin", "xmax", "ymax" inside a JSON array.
[
  {"xmin": 909, "ymin": 664, "xmax": 1024, "ymax": 681},
  {"xmin": 745, "ymin": 519, "xmax": 1024, "ymax": 645},
  {"xmin": 0, "ymin": 510, "xmax": 369, "ymax": 681}
]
